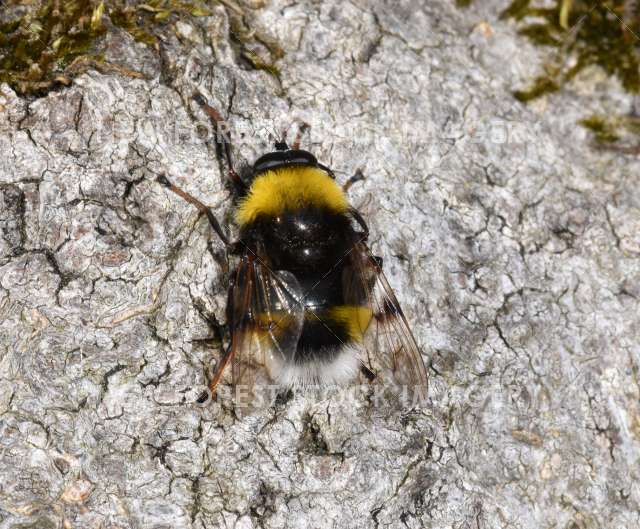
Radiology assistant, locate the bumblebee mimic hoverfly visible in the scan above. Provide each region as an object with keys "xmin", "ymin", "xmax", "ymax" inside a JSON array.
[{"xmin": 158, "ymin": 93, "xmax": 428, "ymax": 410}]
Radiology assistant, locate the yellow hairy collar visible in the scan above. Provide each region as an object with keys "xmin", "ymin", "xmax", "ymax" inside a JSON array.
[{"xmin": 235, "ymin": 166, "xmax": 349, "ymax": 226}]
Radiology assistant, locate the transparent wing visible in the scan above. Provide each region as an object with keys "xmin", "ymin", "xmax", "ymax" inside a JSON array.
[
  {"xmin": 343, "ymin": 241, "xmax": 428, "ymax": 405},
  {"xmin": 213, "ymin": 252, "xmax": 304, "ymax": 412}
]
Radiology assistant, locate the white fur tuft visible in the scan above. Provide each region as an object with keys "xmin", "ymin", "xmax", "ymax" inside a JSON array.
[{"xmin": 273, "ymin": 346, "xmax": 360, "ymax": 388}]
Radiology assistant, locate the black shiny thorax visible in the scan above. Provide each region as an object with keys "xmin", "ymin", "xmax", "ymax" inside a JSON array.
[{"xmin": 240, "ymin": 207, "xmax": 354, "ymax": 273}]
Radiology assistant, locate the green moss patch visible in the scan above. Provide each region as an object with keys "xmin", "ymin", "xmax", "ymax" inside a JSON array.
[
  {"xmin": 501, "ymin": 0, "xmax": 640, "ymax": 100},
  {"xmin": 0, "ymin": 0, "xmax": 215, "ymax": 95},
  {"xmin": 580, "ymin": 114, "xmax": 640, "ymax": 148}
]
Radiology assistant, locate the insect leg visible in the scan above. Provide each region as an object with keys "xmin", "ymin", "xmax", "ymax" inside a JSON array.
[
  {"xmin": 349, "ymin": 207, "xmax": 370, "ymax": 240},
  {"xmin": 157, "ymin": 174, "xmax": 230, "ymax": 246},
  {"xmin": 343, "ymin": 168, "xmax": 365, "ymax": 193},
  {"xmin": 360, "ymin": 363, "xmax": 377, "ymax": 382},
  {"xmin": 290, "ymin": 119, "xmax": 310, "ymax": 150},
  {"xmin": 209, "ymin": 344, "xmax": 234, "ymax": 394},
  {"xmin": 193, "ymin": 92, "xmax": 246, "ymax": 194},
  {"xmin": 276, "ymin": 118, "xmax": 310, "ymax": 150}
]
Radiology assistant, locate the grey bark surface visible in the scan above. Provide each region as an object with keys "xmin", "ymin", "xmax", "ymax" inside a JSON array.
[{"xmin": 1, "ymin": 1, "xmax": 639, "ymax": 528}]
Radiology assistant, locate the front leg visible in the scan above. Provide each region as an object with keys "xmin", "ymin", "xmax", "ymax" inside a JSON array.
[
  {"xmin": 343, "ymin": 168, "xmax": 365, "ymax": 193},
  {"xmin": 157, "ymin": 174, "xmax": 231, "ymax": 247},
  {"xmin": 193, "ymin": 93, "xmax": 246, "ymax": 195}
]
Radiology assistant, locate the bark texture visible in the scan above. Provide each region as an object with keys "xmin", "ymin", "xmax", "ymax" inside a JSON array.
[{"xmin": 1, "ymin": 1, "xmax": 639, "ymax": 528}]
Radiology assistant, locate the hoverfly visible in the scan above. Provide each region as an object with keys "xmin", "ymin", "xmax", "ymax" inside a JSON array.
[{"xmin": 158, "ymin": 93, "xmax": 428, "ymax": 410}]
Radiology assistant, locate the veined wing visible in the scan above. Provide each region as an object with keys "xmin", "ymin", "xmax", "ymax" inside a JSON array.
[
  {"xmin": 342, "ymin": 241, "xmax": 428, "ymax": 406},
  {"xmin": 212, "ymin": 251, "xmax": 304, "ymax": 412}
]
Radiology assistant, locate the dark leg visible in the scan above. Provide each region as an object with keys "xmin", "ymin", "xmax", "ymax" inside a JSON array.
[
  {"xmin": 209, "ymin": 344, "xmax": 234, "ymax": 394},
  {"xmin": 343, "ymin": 168, "xmax": 365, "ymax": 193},
  {"xmin": 277, "ymin": 118, "xmax": 309, "ymax": 151},
  {"xmin": 190, "ymin": 293, "xmax": 225, "ymax": 348},
  {"xmin": 157, "ymin": 174, "xmax": 230, "ymax": 246},
  {"xmin": 349, "ymin": 207, "xmax": 369, "ymax": 240},
  {"xmin": 360, "ymin": 363, "xmax": 377, "ymax": 382},
  {"xmin": 193, "ymin": 92, "xmax": 246, "ymax": 194},
  {"xmin": 290, "ymin": 120, "xmax": 310, "ymax": 150}
]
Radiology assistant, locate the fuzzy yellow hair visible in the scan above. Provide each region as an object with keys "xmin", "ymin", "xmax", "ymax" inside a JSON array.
[
  {"xmin": 326, "ymin": 305, "xmax": 373, "ymax": 342},
  {"xmin": 235, "ymin": 166, "xmax": 349, "ymax": 226}
]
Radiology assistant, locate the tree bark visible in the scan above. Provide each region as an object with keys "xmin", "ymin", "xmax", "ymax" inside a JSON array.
[{"xmin": 1, "ymin": 1, "xmax": 639, "ymax": 528}]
